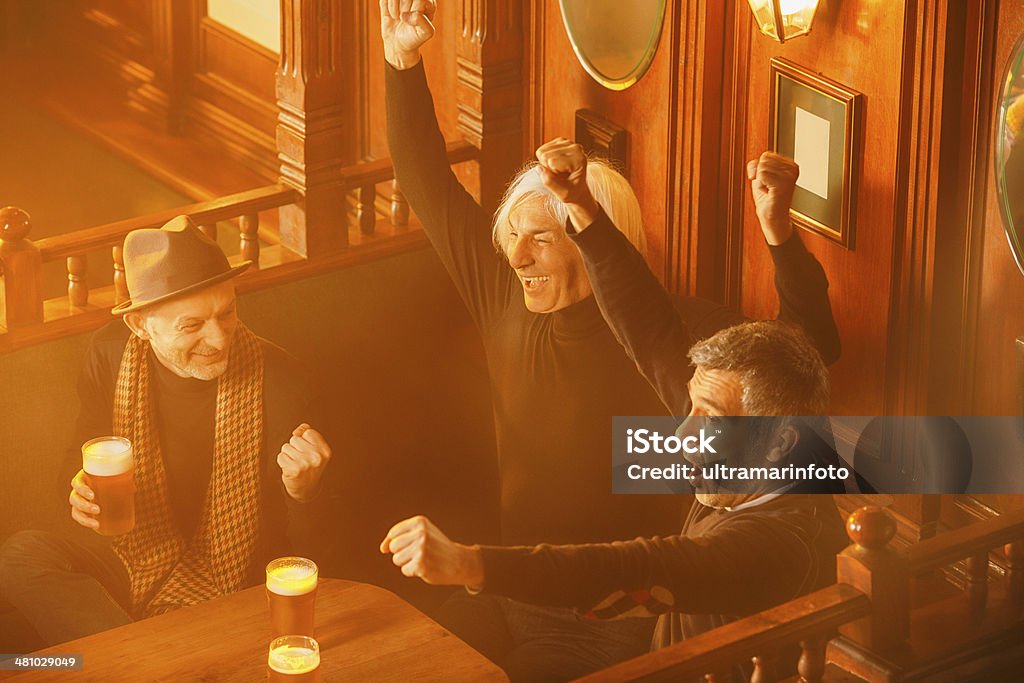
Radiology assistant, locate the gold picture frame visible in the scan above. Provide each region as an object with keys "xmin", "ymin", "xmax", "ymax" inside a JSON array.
[{"xmin": 769, "ymin": 58, "xmax": 862, "ymax": 248}]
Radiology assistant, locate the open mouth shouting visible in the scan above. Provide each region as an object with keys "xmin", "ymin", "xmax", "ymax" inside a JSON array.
[{"xmin": 519, "ymin": 274, "xmax": 551, "ymax": 292}]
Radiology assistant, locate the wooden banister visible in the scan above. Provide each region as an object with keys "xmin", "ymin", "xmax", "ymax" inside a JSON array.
[
  {"xmin": 339, "ymin": 140, "xmax": 478, "ymax": 188},
  {"xmin": 905, "ymin": 506, "xmax": 1024, "ymax": 575},
  {"xmin": 0, "ymin": 144, "xmax": 476, "ymax": 353},
  {"xmin": 576, "ymin": 584, "xmax": 870, "ymax": 683},
  {"xmin": 34, "ymin": 185, "xmax": 298, "ymax": 262}
]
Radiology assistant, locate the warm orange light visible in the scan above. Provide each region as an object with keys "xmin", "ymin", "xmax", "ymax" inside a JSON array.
[{"xmin": 747, "ymin": 0, "xmax": 820, "ymax": 43}]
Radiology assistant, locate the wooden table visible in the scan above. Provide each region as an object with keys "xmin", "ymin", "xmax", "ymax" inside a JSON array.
[{"xmin": 3, "ymin": 578, "xmax": 507, "ymax": 681}]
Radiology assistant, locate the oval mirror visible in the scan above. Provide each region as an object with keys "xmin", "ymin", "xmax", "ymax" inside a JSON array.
[
  {"xmin": 996, "ymin": 32, "xmax": 1024, "ymax": 277},
  {"xmin": 559, "ymin": 0, "xmax": 667, "ymax": 91}
]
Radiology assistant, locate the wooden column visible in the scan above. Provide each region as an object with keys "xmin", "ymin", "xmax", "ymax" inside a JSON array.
[
  {"xmin": 666, "ymin": 0, "xmax": 730, "ymax": 298},
  {"xmin": 836, "ymin": 506, "xmax": 908, "ymax": 652},
  {"xmin": 456, "ymin": 0, "xmax": 524, "ymax": 214},
  {"xmin": 276, "ymin": 0, "xmax": 351, "ymax": 258},
  {"xmin": 0, "ymin": 207, "xmax": 42, "ymax": 328},
  {"xmin": 884, "ymin": 1, "xmax": 976, "ymax": 415}
]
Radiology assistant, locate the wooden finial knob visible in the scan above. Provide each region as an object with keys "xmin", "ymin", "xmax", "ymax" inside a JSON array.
[
  {"xmin": 0, "ymin": 207, "xmax": 32, "ymax": 241},
  {"xmin": 847, "ymin": 506, "xmax": 896, "ymax": 549}
]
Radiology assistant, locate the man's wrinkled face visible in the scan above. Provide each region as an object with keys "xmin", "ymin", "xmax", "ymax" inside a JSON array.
[
  {"xmin": 676, "ymin": 365, "xmax": 766, "ymax": 509},
  {"xmin": 504, "ymin": 197, "xmax": 593, "ymax": 313},
  {"xmin": 128, "ymin": 280, "xmax": 239, "ymax": 381}
]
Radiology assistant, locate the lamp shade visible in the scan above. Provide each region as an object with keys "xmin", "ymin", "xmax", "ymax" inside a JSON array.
[{"xmin": 747, "ymin": 0, "xmax": 820, "ymax": 43}]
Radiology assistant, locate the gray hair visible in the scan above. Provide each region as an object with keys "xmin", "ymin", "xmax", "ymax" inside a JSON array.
[
  {"xmin": 688, "ymin": 321, "xmax": 830, "ymax": 416},
  {"xmin": 491, "ymin": 157, "xmax": 646, "ymax": 256}
]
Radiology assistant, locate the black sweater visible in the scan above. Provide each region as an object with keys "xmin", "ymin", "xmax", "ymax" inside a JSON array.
[{"xmin": 386, "ymin": 61, "xmax": 840, "ymax": 546}]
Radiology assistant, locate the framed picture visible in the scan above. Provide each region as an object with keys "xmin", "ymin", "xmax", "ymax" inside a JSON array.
[{"xmin": 769, "ymin": 58, "xmax": 862, "ymax": 248}]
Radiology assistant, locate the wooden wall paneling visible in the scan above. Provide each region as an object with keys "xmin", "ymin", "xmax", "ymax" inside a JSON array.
[
  {"xmin": 276, "ymin": 0, "xmax": 353, "ymax": 257},
  {"xmin": 942, "ymin": 0, "xmax": 999, "ymax": 417},
  {"xmin": 719, "ymin": 1, "xmax": 753, "ymax": 308},
  {"xmin": 456, "ymin": 0, "xmax": 524, "ymax": 214},
  {"xmin": 143, "ymin": 0, "xmax": 191, "ymax": 133},
  {"xmin": 665, "ymin": 0, "xmax": 730, "ymax": 299},
  {"xmin": 63, "ymin": 1, "xmax": 177, "ymax": 129},
  {"xmin": 187, "ymin": 1, "xmax": 279, "ymax": 181},
  {"xmin": 529, "ymin": 0, "xmax": 675, "ymax": 281},
  {"xmin": 883, "ymin": 1, "xmax": 974, "ymax": 418},
  {"xmin": 970, "ymin": 1, "xmax": 1024, "ymax": 415},
  {"xmin": 738, "ymin": 2, "xmax": 905, "ymax": 415}
]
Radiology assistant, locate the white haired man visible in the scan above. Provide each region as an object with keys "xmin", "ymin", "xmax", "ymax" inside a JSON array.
[
  {"xmin": 381, "ymin": 0, "xmax": 840, "ymax": 678},
  {"xmin": 0, "ymin": 217, "xmax": 333, "ymax": 647}
]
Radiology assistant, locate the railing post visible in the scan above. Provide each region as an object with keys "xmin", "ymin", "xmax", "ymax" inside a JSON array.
[
  {"xmin": 1006, "ymin": 541, "xmax": 1024, "ymax": 611},
  {"xmin": 67, "ymin": 255, "xmax": 88, "ymax": 307},
  {"xmin": 797, "ymin": 635, "xmax": 827, "ymax": 683},
  {"xmin": 390, "ymin": 179, "xmax": 409, "ymax": 227},
  {"xmin": 276, "ymin": 0, "xmax": 350, "ymax": 257},
  {"xmin": 0, "ymin": 207, "xmax": 43, "ymax": 328},
  {"xmin": 966, "ymin": 552, "xmax": 989, "ymax": 614},
  {"xmin": 240, "ymin": 214, "xmax": 260, "ymax": 267},
  {"xmin": 750, "ymin": 655, "xmax": 776, "ymax": 683},
  {"xmin": 113, "ymin": 243, "xmax": 129, "ymax": 305},
  {"xmin": 836, "ymin": 506, "xmax": 908, "ymax": 653},
  {"xmin": 358, "ymin": 184, "xmax": 376, "ymax": 235}
]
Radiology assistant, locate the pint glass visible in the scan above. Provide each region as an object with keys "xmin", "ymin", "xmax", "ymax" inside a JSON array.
[
  {"xmin": 81, "ymin": 436, "xmax": 135, "ymax": 536},
  {"xmin": 267, "ymin": 635, "xmax": 320, "ymax": 682},
  {"xmin": 266, "ymin": 557, "xmax": 318, "ymax": 638}
]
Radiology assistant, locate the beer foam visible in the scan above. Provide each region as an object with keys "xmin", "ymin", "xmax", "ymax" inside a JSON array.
[
  {"xmin": 82, "ymin": 438, "xmax": 132, "ymax": 476},
  {"xmin": 266, "ymin": 563, "xmax": 318, "ymax": 596},
  {"xmin": 268, "ymin": 645, "xmax": 319, "ymax": 674}
]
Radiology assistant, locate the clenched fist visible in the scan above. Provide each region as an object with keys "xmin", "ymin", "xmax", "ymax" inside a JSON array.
[
  {"xmin": 380, "ymin": 0, "xmax": 437, "ymax": 70},
  {"xmin": 747, "ymin": 151, "xmax": 800, "ymax": 245},
  {"xmin": 535, "ymin": 138, "xmax": 600, "ymax": 231},
  {"xmin": 380, "ymin": 515, "xmax": 484, "ymax": 588},
  {"xmin": 278, "ymin": 423, "xmax": 332, "ymax": 502}
]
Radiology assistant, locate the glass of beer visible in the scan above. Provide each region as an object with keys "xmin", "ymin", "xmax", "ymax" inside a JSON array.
[
  {"xmin": 81, "ymin": 436, "xmax": 135, "ymax": 536},
  {"xmin": 266, "ymin": 557, "xmax": 318, "ymax": 638},
  {"xmin": 267, "ymin": 635, "xmax": 320, "ymax": 682}
]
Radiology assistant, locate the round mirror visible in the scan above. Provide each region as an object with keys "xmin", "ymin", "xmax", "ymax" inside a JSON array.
[
  {"xmin": 996, "ymin": 32, "xmax": 1024, "ymax": 277},
  {"xmin": 559, "ymin": 0, "xmax": 667, "ymax": 91}
]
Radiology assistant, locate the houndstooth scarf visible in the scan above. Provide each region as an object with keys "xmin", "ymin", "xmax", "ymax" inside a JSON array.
[{"xmin": 111, "ymin": 323, "xmax": 264, "ymax": 617}]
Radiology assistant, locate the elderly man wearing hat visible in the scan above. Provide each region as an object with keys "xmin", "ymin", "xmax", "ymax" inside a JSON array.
[{"xmin": 0, "ymin": 217, "xmax": 333, "ymax": 647}]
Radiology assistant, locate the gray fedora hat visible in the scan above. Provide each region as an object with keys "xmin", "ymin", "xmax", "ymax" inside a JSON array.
[{"xmin": 111, "ymin": 215, "xmax": 251, "ymax": 315}]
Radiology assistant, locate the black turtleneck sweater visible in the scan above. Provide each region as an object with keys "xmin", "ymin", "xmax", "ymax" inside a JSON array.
[{"xmin": 386, "ymin": 62, "xmax": 840, "ymax": 546}]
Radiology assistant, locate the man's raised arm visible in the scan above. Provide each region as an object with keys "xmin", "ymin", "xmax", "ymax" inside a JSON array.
[
  {"xmin": 534, "ymin": 142, "xmax": 840, "ymax": 417},
  {"xmin": 381, "ymin": 0, "xmax": 511, "ymax": 328}
]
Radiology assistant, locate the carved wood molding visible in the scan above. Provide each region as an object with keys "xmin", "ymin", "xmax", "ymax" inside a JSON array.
[
  {"xmin": 665, "ymin": 0, "xmax": 731, "ymax": 297},
  {"xmin": 276, "ymin": 0, "xmax": 355, "ymax": 256},
  {"xmin": 575, "ymin": 109, "xmax": 628, "ymax": 175},
  {"xmin": 456, "ymin": 0, "xmax": 524, "ymax": 212},
  {"xmin": 956, "ymin": 0, "xmax": 1000, "ymax": 410},
  {"xmin": 883, "ymin": 1, "xmax": 984, "ymax": 416}
]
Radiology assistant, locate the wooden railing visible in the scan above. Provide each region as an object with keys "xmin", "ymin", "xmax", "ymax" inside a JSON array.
[
  {"xmin": 578, "ymin": 504, "xmax": 1024, "ymax": 682},
  {"xmin": 0, "ymin": 141, "xmax": 477, "ymax": 353},
  {"xmin": 578, "ymin": 584, "xmax": 870, "ymax": 683}
]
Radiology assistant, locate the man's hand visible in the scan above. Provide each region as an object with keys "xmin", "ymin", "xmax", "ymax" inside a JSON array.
[
  {"xmin": 747, "ymin": 151, "xmax": 799, "ymax": 245},
  {"xmin": 380, "ymin": 0, "xmax": 436, "ymax": 70},
  {"xmin": 69, "ymin": 470, "xmax": 101, "ymax": 532},
  {"xmin": 535, "ymin": 138, "xmax": 600, "ymax": 232},
  {"xmin": 278, "ymin": 424, "xmax": 332, "ymax": 503},
  {"xmin": 380, "ymin": 515, "xmax": 484, "ymax": 588}
]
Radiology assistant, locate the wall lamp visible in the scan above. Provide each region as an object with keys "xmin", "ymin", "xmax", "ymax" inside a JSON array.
[{"xmin": 747, "ymin": 0, "xmax": 821, "ymax": 43}]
